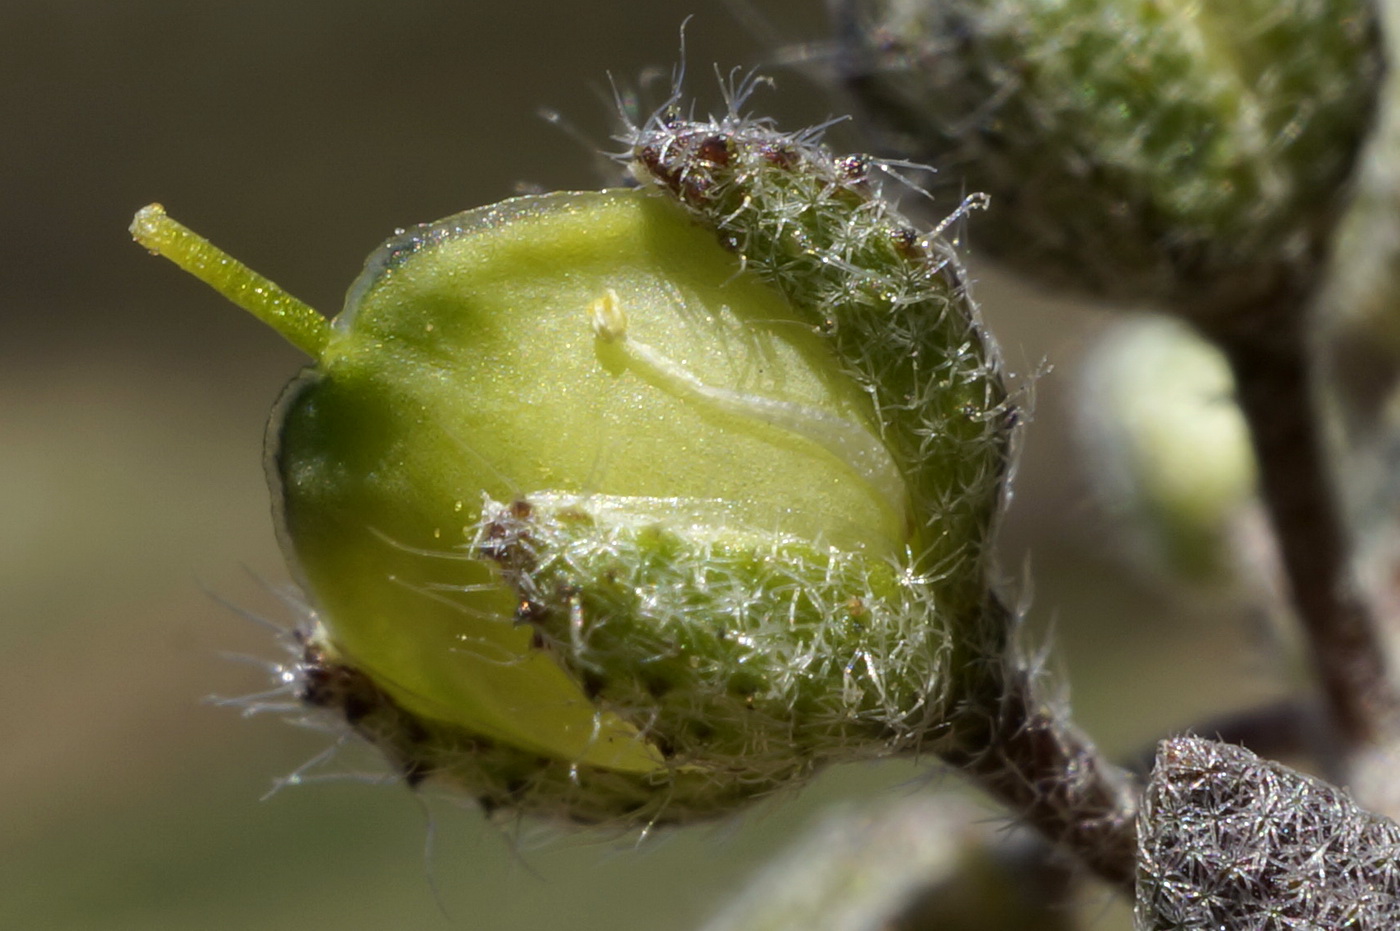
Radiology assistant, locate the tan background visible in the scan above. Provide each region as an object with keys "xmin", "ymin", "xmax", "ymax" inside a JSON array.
[{"xmin": 1, "ymin": 2, "xmax": 1280, "ymax": 928}]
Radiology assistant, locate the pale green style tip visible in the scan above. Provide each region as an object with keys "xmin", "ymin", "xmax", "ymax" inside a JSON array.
[{"xmin": 130, "ymin": 203, "xmax": 332, "ymax": 358}]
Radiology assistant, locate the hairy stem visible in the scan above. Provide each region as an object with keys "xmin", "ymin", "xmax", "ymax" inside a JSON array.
[
  {"xmin": 1207, "ymin": 297, "xmax": 1400, "ymax": 749},
  {"xmin": 940, "ymin": 596, "xmax": 1140, "ymax": 891}
]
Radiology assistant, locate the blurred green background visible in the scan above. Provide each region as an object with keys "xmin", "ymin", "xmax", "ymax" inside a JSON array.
[{"xmin": 1, "ymin": 2, "xmax": 1285, "ymax": 928}]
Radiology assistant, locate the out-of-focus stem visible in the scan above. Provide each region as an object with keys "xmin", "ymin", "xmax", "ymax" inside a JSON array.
[{"xmin": 1207, "ymin": 295, "xmax": 1400, "ymax": 750}]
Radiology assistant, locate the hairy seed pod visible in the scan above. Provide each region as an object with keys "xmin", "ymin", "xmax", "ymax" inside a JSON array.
[
  {"xmin": 131, "ymin": 89, "xmax": 1011, "ymax": 824},
  {"xmin": 833, "ymin": 0, "xmax": 1383, "ymax": 319}
]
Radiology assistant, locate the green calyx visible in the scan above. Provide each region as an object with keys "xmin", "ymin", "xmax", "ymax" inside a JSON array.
[
  {"xmin": 479, "ymin": 492, "xmax": 942, "ymax": 748},
  {"xmin": 133, "ymin": 100, "xmax": 1009, "ymax": 823}
]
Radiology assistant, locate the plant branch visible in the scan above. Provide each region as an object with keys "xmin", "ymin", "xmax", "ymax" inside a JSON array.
[
  {"xmin": 1206, "ymin": 296, "xmax": 1400, "ymax": 749},
  {"xmin": 939, "ymin": 595, "xmax": 1140, "ymax": 892}
]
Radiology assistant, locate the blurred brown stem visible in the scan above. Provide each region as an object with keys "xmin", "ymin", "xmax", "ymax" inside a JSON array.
[{"xmin": 1205, "ymin": 296, "xmax": 1400, "ymax": 749}]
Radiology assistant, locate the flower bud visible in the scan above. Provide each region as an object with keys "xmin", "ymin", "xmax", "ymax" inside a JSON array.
[
  {"xmin": 1078, "ymin": 314, "xmax": 1255, "ymax": 583},
  {"xmin": 132, "ymin": 93, "xmax": 1010, "ymax": 824},
  {"xmin": 1136, "ymin": 737, "xmax": 1400, "ymax": 930},
  {"xmin": 834, "ymin": 0, "xmax": 1382, "ymax": 316}
]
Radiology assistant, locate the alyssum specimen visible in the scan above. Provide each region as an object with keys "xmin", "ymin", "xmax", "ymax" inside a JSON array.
[{"xmin": 132, "ymin": 77, "xmax": 1045, "ymax": 826}]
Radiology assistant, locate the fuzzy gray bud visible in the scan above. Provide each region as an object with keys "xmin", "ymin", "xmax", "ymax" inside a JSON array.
[{"xmin": 1136, "ymin": 737, "xmax": 1400, "ymax": 930}]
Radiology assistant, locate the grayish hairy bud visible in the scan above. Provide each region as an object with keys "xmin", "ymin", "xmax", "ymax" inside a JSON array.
[{"xmin": 1136, "ymin": 737, "xmax": 1400, "ymax": 930}]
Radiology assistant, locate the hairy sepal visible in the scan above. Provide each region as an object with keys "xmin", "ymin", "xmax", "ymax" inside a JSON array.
[
  {"xmin": 479, "ymin": 492, "xmax": 951, "ymax": 757},
  {"xmin": 624, "ymin": 89, "xmax": 1012, "ymax": 656}
]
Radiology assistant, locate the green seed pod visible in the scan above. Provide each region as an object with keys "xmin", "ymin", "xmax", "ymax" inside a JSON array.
[
  {"xmin": 131, "ymin": 91, "xmax": 1010, "ymax": 824},
  {"xmin": 833, "ymin": 0, "xmax": 1383, "ymax": 317}
]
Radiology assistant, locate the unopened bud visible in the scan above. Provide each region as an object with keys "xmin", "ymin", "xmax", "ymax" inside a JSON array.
[
  {"xmin": 834, "ymin": 0, "xmax": 1382, "ymax": 318},
  {"xmin": 1136, "ymin": 737, "xmax": 1400, "ymax": 929}
]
